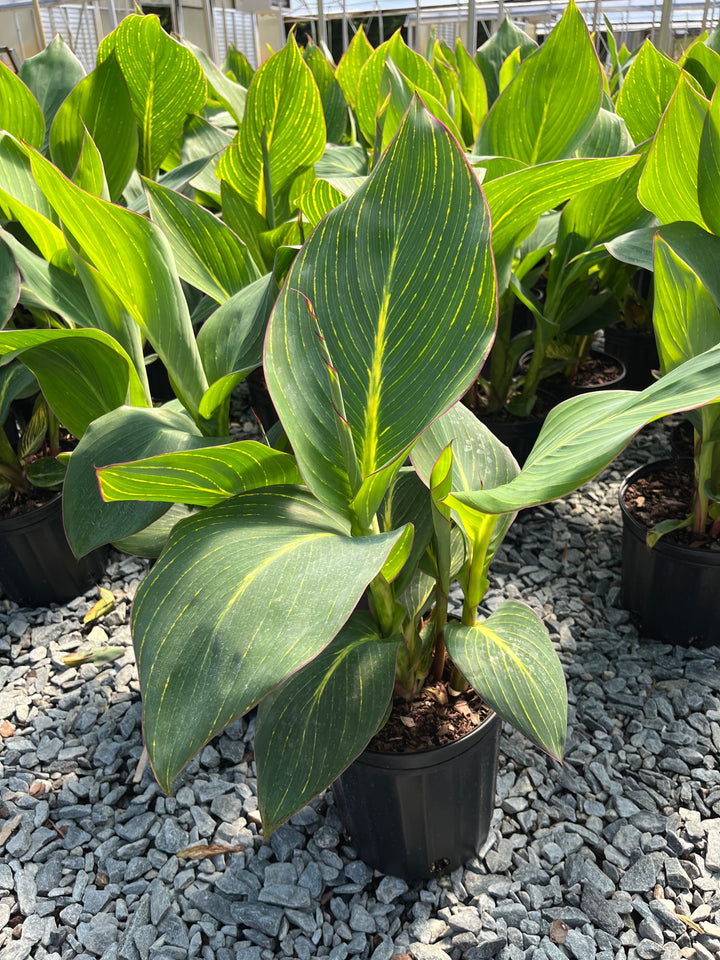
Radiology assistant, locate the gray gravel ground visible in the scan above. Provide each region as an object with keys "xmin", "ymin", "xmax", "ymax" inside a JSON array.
[{"xmin": 0, "ymin": 409, "xmax": 719, "ymax": 960}]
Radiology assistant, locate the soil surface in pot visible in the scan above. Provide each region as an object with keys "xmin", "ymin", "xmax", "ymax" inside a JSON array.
[
  {"xmin": 368, "ymin": 673, "xmax": 493, "ymax": 753},
  {"xmin": 622, "ymin": 460, "xmax": 720, "ymax": 550},
  {"xmin": 0, "ymin": 484, "xmax": 58, "ymax": 521},
  {"xmin": 567, "ymin": 354, "xmax": 623, "ymax": 389}
]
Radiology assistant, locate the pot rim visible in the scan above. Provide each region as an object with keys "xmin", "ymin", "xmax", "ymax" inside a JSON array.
[
  {"xmin": 0, "ymin": 491, "xmax": 63, "ymax": 534},
  {"xmin": 356, "ymin": 709, "xmax": 501, "ymax": 773},
  {"xmin": 618, "ymin": 458, "xmax": 720, "ymax": 564}
]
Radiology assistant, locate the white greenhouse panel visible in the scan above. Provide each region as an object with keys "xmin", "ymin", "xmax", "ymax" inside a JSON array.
[
  {"xmin": 213, "ymin": 6, "xmax": 257, "ymax": 67},
  {"xmin": 39, "ymin": 3, "xmax": 99, "ymax": 70}
]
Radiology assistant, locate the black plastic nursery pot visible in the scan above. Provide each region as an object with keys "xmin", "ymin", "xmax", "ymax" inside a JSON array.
[
  {"xmin": 619, "ymin": 460, "xmax": 720, "ymax": 648},
  {"xmin": 603, "ymin": 326, "xmax": 659, "ymax": 391},
  {"xmin": 332, "ymin": 711, "xmax": 501, "ymax": 880},
  {"xmin": 0, "ymin": 494, "xmax": 108, "ymax": 606}
]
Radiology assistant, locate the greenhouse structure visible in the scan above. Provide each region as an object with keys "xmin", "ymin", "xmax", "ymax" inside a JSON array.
[{"xmin": 1, "ymin": 0, "xmax": 720, "ymax": 70}]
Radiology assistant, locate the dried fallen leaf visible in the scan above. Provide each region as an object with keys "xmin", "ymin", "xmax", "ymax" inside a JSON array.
[
  {"xmin": 61, "ymin": 646, "xmax": 124, "ymax": 667},
  {"xmin": 83, "ymin": 586, "xmax": 116, "ymax": 625},
  {"xmin": 48, "ymin": 820, "xmax": 68, "ymax": 839},
  {"xmin": 177, "ymin": 843, "xmax": 246, "ymax": 860},
  {"xmin": 678, "ymin": 914, "xmax": 705, "ymax": 934},
  {"xmin": 0, "ymin": 814, "xmax": 23, "ymax": 848},
  {"xmin": 28, "ymin": 782, "xmax": 46, "ymax": 798},
  {"xmin": 0, "ymin": 720, "xmax": 15, "ymax": 738},
  {"xmin": 549, "ymin": 919, "xmax": 568, "ymax": 944},
  {"xmin": 399, "ymin": 716, "xmax": 415, "ymax": 728}
]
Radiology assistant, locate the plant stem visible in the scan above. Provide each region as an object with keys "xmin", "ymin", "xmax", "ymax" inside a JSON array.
[
  {"xmin": 461, "ymin": 516, "xmax": 496, "ymax": 628},
  {"xmin": 693, "ymin": 408, "xmax": 718, "ymax": 535}
]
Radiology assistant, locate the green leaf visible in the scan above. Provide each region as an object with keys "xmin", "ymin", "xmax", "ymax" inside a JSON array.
[
  {"xmin": 315, "ymin": 144, "xmax": 368, "ymax": 179},
  {"xmin": 638, "ymin": 75, "xmax": 709, "ymax": 227},
  {"xmin": 298, "ymin": 180, "xmax": 346, "ymax": 227},
  {"xmin": 144, "ymin": 180, "xmax": 260, "ymax": 302},
  {"xmin": 498, "ymin": 46, "xmax": 521, "ymax": 93},
  {"xmin": 605, "ymin": 226, "xmax": 657, "ymax": 271},
  {"xmin": 483, "ymin": 155, "xmax": 640, "ymax": 274},
  {"xmin": 98, "ymin": 15, "xmax": 206, "ymax": 178},
  {"xmin": 112, "ymin": 503, "xmax": 194, "ymax": 558},
  {"xmin": 97, "ymin": 440, "xmax": 301, "ymax": 505},
  {"xmin": 0, "ymin": 61, "xmax": 44, "ymax": 149},
  {"xmin": 0, "ymin": 241, "xmax": 20, "ymax": 327},
  {"xmin": 63, "ymin": 404, "xmax": 217, "ymax": 557},
  {"xmin": 264, "ymin": 99, "xmax": 496, "ymax": 517},
  {"xmin": 18, "ymin": 36, "xmax": 85, "ymax": 144},
  {"xmin": 476, "ymin": 15, "xmax": 537, "ymax": 105},
  {"xmin": 197, "ymin": 273, "xmax": 277, "ymax": 384},
  {"xmin": 653, "ymin": 229, "xmax": 720, "ymax": 375},
  {"xmin": 335, "ymin": 26, "xmax": 374, "ymax": 108},
  {"xmin": 132, "ymin": 487, "xmax": 406, "ymax": 791},
  {"xmin": 615, "ymin": 40, "xmax": 681, "ymax": 144},
  {"xmin": 27, "ymin": 456, "xmax": 66, "ymax": 489},
  {"xmin": 303, "ymin": 41, "xmax": 347, "ymax": 143},
  {"xmin": 476, "ymin": 1, "xmax": 602, "ymax": 164},
  {"xmin": 256, "ymin": 614, "xmax": 399, "ymax": 833},
  {"xmin": 50, "ymin": 52, "xmax": 137, "ymax": 202},
  {"xmin": 183, "ymin": 37, "xmax": 246, "ymax": 125},
  {"xmin": 217, "ymin": 38, "xmax": 325, "ymax": 220},
  {"xmin": 698, "ymin": 81, "xmax": 720, "ymax": 234},
  {"xmin": 445, "ymin": 600, "xmax": 566, "ymax": 761},
  {"xmin": 455, "ymin": 40, "xmax": 488, "ymax": 141},
  {"xmin": 72, "ymin": 129, "xmax": 110, "ymax": 199},
  {"xmin": 0, "ymin": 231, "xmax": 95, "ymax": 329},
  {"xmin": 29, "ymin": 148, "xmax": 209, "ymax": 423},
  {"xmin": 0, "ymin": 326, "xmax": 147, "ymax": 435},
  {"xmin": 411, "ymin": 402, "xmax": 519, "ymax": 560},
  {"xmin": 224, "ymin": 46, "xmax": 255, "ymax": 87},
  {"xmin": 378, "ymin": 469, "xmax": 433, "ymax": 596},
  {"xmin": 576, "ymin": 107, "xmax": 633, "ymax": 158},
  {"xmin": 683, "ymin": 38, "xmax": 720, "ymax": 99},
  {"xmin": 181, "ymin": 115, "xmax": 233, "ymax": 199},
  {"xmin": 449, "ymin": 345, "xmax": 720, "ymax": 516},
  {"xmin": 0, "ymin": 361, "xmax": 36, "ymax": 426}
]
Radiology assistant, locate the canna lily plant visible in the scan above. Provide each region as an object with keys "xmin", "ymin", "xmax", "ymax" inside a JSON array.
[{"xmin": 91, "ymin": 101, "xmax": 720, "ymax": 836}]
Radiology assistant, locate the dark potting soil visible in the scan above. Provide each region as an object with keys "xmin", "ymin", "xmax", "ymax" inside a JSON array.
[
  {"xmin": 0, "ymin": 484, "xmax": 58, "ymax": 521},
  {"xmin": 623, "ymin": 460, "xmax": 720, "ymax": 551},
  {"xmin": 567, "ymin": 355, "xmax": 623, "ymax": 389},
  {"xmin": 368, "ymin": 675, "xmax": 493, "ymax": 754}
]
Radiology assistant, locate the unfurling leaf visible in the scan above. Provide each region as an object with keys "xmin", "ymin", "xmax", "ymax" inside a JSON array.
[
  {"xmin": 177, "ymin": 842, "xmax": 247, "ymax": 860},
  {"xmin": 61, "ymin": 645, "xmax": 124, "ymax": 666}
]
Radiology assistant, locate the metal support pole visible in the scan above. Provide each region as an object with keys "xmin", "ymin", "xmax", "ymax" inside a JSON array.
[
  {"xmin": 317, "ymin": 0, "xmax": 327, "ymax": 49},
  {"xmin": 202, "ymin": 0, "xmax": 219, "ymax": 63},
  {"xmin": 592, "ymin": 0, "xmax": 600, "ymax": 35},
  {"xmin": 467, "ymin": 0, "xmax": 476, "ymax": 52},
  {"xmin": 341, "ymin": 0, "xmax": 349, "ymax": 52},
  {"xmin": 31, "ymin": 0, "xmax": 47, "ymax": 47},
  {"xmin": 703, "ymin": 0, "xmax": 711, "ymax": 31},
  {"xmin": 415, "ymin": 0, "xmax": 421, "ymax": 51},
  {"xmin": 659, "ymin": 0, "xmax": 673, "ymax": 54},
  {"xmin": 106, "ymin": 0, "xmax": 118, "ymax": 30},
  {"xmin": 378, "ymin": 2, "xmax": 384, "ymax": 43}
]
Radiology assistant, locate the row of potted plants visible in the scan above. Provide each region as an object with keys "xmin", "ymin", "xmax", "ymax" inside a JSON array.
[{"xmin": 0, "ymin": 2, "xmax": 719, "ymax": 877}]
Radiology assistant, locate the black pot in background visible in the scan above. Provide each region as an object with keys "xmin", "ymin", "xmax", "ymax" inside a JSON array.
[
  {"xmin": 479, "ymin": 414, "xmax": 544, "ymax": 466},
  {"xmin": 619, "ymin": 459, "xmax": 720, "ymax": 648},
  {"xmin": 603, "ymin": 326, "xmax": 659, "ymax": 391},
  {"xmin": 246, "ymin": 369, "xmax": 278, "ymax": 431},
  {"xmin": 520, "ymin": 348, "xmax": 626, "ymax": 403},
  {"xmin": 0, "ymin": 494, "xmax": 108, "ymax": 606},
  {"xmin": 332, "ymin": 711, "xmax": 501, "ymax": 880}
]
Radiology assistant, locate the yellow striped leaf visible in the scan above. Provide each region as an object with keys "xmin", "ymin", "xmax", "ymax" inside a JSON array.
[
  {"xmin": 335, "ymin": 26, "xmax": 374, "ymax": 108},
  {"xmin": 699, "ymin": 81, "xmax": 720, "ymax": 234},
  {"xmin": 217, "ymin": 38, "xmax": 325, "ymax": 220},
  {"xmin": 0, "ymin": 61, "xmax": 44, "ymax": 149},
  {"xmin": 264, "ymin": 99, "xmax": 496, "ymax": 518},
  {"xmin": 63, "ymin": 404, "xmax": 218, "ymax": 557},
  {"xmin": 449, "ymin": 345, "xmax": 720, "ymax": 516},
  {"xmin": 476, "ymin": 1, "xmax": 602, "ymax": 164},
  {"xmin": 638, "ymin": 75, "xmax": 709, "ymax": 227},
  {"xmin": 145, "ymin": 180, "xmax": 260, "ymax": 303},
  {"xmin": 446, "ymin": 601, "xmax": 567, "ymax": 761},
  {"xmin": 28, "ymin": 148, "xmax": 209, "ymax": 423},
  {"xmin": 132, "ymin": 488, "xmax": 407, "ymax": 791},
  {"xmin": 256, "ymin": 615, "xmax": 399, "ymax": 833},
  {"xmin": 298, "ymin": 179, "xmax": 347, "ymax": 227},
  {"xmin": 98, "ymin": 15, "xmax": 206, "ymax": 178},
  {"xmin": 616, "ymin": 40, "xmax": 681, "ymax": 144},
  {"xmin": 98, "ymin": 441, "xmax": 301, "ymax": 505},
  {"xmin": 0, "ymin": 328, "xmax": 147, "ymax": 438},
  {"xmin": 50, "ymin": 52, "xmax": 137, "ymax": 201}
]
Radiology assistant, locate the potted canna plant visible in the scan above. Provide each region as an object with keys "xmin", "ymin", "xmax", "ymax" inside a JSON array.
[
  {"xmin": 91, "ymin": 101, "xmax": 720, "ymax": 878},
  {"xmin": 619, "ymin": 222, "xmax": 720, "ymax": 646}
]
